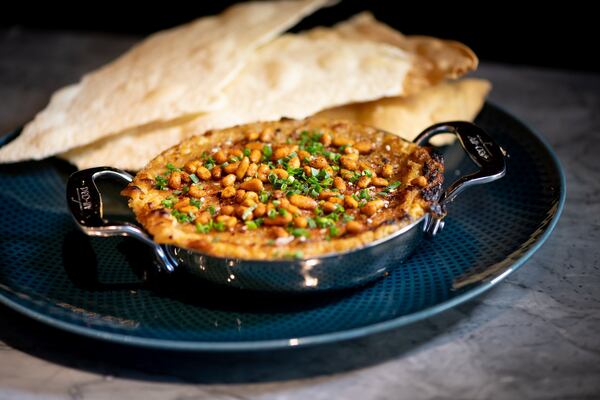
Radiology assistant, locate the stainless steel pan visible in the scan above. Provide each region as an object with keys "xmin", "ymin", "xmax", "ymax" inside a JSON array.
[{"xmin": 66, "ymin": 121, "xmax": 506, "ymax": 292}]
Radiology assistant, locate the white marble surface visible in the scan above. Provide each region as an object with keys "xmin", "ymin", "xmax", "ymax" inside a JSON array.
[{"xmin": 1, "ymin": 28, "xmax": 599, "ymax": 400}]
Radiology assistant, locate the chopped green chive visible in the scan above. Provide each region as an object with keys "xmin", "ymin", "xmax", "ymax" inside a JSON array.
[
  {"xmin": 189, "ymin": 174, "xmax": 200, "ymax": 184},
  {"xmin": 155, "ymin": 175, "xmax": 168, "ymax": 190},
  {"xmin": 190, "ymin": 198, "xmax": 203, "ymax": 208},
  {"xmin": 166, "ymin": 163, "xmax": 181, "ymax": 172}
]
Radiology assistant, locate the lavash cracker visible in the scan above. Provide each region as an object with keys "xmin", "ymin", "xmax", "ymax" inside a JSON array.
[{"xmin": 0, "ymin": 0, "xmax": 332, "ymax": 163}]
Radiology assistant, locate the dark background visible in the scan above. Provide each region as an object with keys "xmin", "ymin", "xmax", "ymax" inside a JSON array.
[{"xmin": 0, "ymin": 1, "xmax": 597, "ymax": 72}]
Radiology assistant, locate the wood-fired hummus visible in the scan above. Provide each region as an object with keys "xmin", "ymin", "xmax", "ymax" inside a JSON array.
[{"xmin": 122, "ymin": 119, "xmax": 444, "ymax": 259}]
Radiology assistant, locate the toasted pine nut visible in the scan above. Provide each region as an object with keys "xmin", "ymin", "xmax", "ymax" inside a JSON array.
[
  {"xmin": 244, "ymin": 191, "xmax": 258, "ymax": 202},
  {"xmin": 249, "ymin": 149, "xmax": 262, "ymax": 163},
  {"xmin": 214, "ymin": 151, "xmax": 227, "ymax": 164},
  {"xmin": 221, "ymin": 186, "xmax": 236, "ymax": 198},
  {"xmin": 271, "ymin": 168, "xmax": 289, "ymax": 179},
  {"xmin": 211, "ymin": 165, "xmax": 222, "ymax": 179},
  {"xmin": 257, "ymin": 164, "xmax": 270, "ymax": 181},
  {"xmin": 298, "ymin": 150, "xmax": 310, "ymax": 162},
  {"xmin": 259, "ymin": 127, "xmax": 273, "ymax": 142},
  {"xmin": 343, "ymin": 146, "xmax": 359, "ymax": 155},
  {"xmin": 221, "ymin": 174, "xmax": 236, "ymax": 187},
  {"xmin": 179, "ymin": 205, "xmax": 197, "ymax": 214},
  {"xmin": 196, "ymin": 166, "xmax": 211, "ymax": 180},
  {"xmin": 340, "ymin": 155, "xmax": 358, "ymax": 170},
  {"xmin": 346, "ymin": 220, "xmax": 365, "ymax": 234},
  {"xmin": 344, "ymin": 195, "xmax": 359, "ymax": 209},
  {"xmin": 174, "ymin": 197, "xmax": 190, "ymax": 210},
  {"xmin": 235, "ymin": 189, "xmax": 246, "ymax": 203},
  {"xmin": 310, "ymin": 156, "xmax": 328, "ymax": 169},
  {"xmin": 284, "ymin": 203, "xmax": 301, "ymax": 216},
  {"xmin": 340, "ymin": 169, "xmax": 354, "ymax": 180},
  {"xmin": 245, "ymin": 131, "xmax": 259, "ymax": 141},
  {"xmin": 361, "ymin": 199, "xmax": 385, "ymax": 216},
  {"xmin": 357, "ymin": 176, "xmax": 371, "ymax": 188},
  {"xmin": 270, "ymin": 227, "xmax": 289, "ymax": 238},
  {"xmin": 216, "ymin": 215, "xmax": 238, "ymax": 228},
  {"xmin": 289, "ymin": 194, "xmax": 318, "ymax": 210},
  {"xmin": 333, "ymin": 176, "xmax": 347, "ymax": 192},
  {"xmin": 229, "ymin": 148, "xmax": 243, "ymax": 159},
  {"xmin": 288, "ymin": 156, "xmax": 301, "ymax": 169},
  {"xmin": 293, "ymin": 216, "xmax": 308, "ymax": 228},
  {"xmin": 195, "ymin": 211, "xmax": 211, "ymax": 225},
  {"xmin": 223, "ymin": 162, "xmax": 239, "ymax": 174},
  {"xmin": 239, "ymin": 178, "xmax": 264, "ymax": 192},
  {"xmin": 246, "ymin": 162, "xmax": 258, "ymax": 177},
  {"xmin": 254, "ymin": 203, "xmax": 266, "ymax": 217},
  {"xmin": 188, "ymin": 185, "xmax": 206, "ymax": 199},
  {"xmin": 221, "ymin": 205, "xmax": 235, "ymax": 215},
  {"xmin": 246, "ymin": 142, "xmax": 263, "ymax": 150},
  {"xmin": 320, "ymin": 133, "xmax": 332, "ymax": 146},
  {"xmin": 371, "ymin": 177, "xmax": 389, "ymax": 187},
  {"xmin": 272, "ymin": 147, "xmax": 291, "ymax": 160},
  {"xmin": 332, "ymin": 136, "xmax": 353, "ymax": 147},
  {"xmin": 235, "ymin": 206, "xmax": 254, "ymax": 221},
  {"xmin": 241, "ymin": 198, "xmax": 257, "ymax": 207},
  {"xmin": 322, "ymin": 201, "xmax": 338, "ymax": 213},
  {"xmin": 318, "ymin": 191, "xmax": 338, "ymax": 200},
  {"xmin": 263, "ymin": 214, "xmax": 293, "ymax": 226},
  {"xmin": 168, "ymin": 172, "xmax": 182, "ymax": 189},
  {"xmin": 328, "ymin": 197, "xmax": 343, "ymax": 204},
  {"xmin": 184, "ymin": 160, "xmax": 202, "ymax": 174},
  {"xmin": 236, "ymin": 157, "xmax": 250, "ymax": 180},
  {"xmin": 354, "ymin": 141, "xmax": 373, "ymax": 154}
]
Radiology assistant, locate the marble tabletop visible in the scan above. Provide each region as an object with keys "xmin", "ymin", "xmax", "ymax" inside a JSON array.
[{"xmin": 1, "ymin": 28, "xmax": 599, "ymax": 400}]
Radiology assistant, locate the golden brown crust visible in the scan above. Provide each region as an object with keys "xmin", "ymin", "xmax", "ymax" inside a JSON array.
[{"xmin": 123, "ymin": 118, "xmax": 443, "ymax": 260}]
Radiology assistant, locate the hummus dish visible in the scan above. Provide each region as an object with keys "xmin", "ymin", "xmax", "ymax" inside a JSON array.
[{"xmin": 123, "ymin": 119, "xmax": 444, "ymax": 260}]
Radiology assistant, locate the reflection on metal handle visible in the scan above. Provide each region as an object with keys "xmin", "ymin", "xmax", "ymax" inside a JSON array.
[
  {"xmin": 66, "ymin": 167, "xmax": 177, "ymax": 272},
  {"xmin": 414, "ymin": 121, "xmax": 507, "ymax": 236}
]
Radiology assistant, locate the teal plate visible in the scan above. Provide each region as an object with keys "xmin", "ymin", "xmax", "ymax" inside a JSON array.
[{"xmin": 0, "ymin": 103, "xmax": 565, "ymax": 351}]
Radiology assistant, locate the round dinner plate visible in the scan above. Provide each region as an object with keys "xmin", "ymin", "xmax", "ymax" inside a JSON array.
[{"xmin": 0, "ymin": 103, "xmax": 565, "ymax": 351}]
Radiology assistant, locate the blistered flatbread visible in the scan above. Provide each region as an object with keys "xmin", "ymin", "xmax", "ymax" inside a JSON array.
[
  {"xmin": 62, "ymin": 18, "xmax": 479, "ymax": 170},
  {"xmin": 0, "ymin": 0, "xmax": 331, "ymax": 162},
  {"xmin": 316, "ymin": 78, "xmax": 491, "ymax": 145}
]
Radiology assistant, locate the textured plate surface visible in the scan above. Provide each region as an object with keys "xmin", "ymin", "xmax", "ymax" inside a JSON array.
[{"xmin": 0, "ymin": 103, "xmax": 565, "ymax": 350}]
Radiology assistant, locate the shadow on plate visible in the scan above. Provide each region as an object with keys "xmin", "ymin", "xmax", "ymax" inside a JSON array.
[
  {"xmin": 0, "ymin": 292, "xmax": 498, "ymax": 385},
  {"xmin": 62, "ymin": 229, "xmax": 383, "ymax": 314}
]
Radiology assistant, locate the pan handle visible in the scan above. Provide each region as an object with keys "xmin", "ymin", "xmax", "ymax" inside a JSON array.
[
  {"xmin": 414, "ymin": 121, "xmax": 507, "ymax": 236},
  {"xmin": 66, "ymin": 167, "xmax": 177, "ymax": 272}
]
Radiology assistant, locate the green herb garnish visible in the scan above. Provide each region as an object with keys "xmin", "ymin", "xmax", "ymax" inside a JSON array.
[
  {"xmin": 161, "ymin": 196, "xmax": 175, "ymax": 208},
  {"xmin": 166, "ymin": 163, "xmax": 181, "ymax": 172},
  {"xmin": 190, "ymin": 198, "xmax": 203, "ymax": 208},
  {"xmin": 155, "ymin": 175, "xmax": 168, "ymax": 190},
  {"xmin": 242, "ymin": 205, "xmax": 257, "ymax": 220},
  {"xmin": 259, "ymin": 191, "xmax": 271, "ymax": 203},
  {"xmin": 262, "ymin": 144, "xmax": 273, "ymax": 159},
  {"xmin": 189, "ymin": 174, "xmax": 200, "ymax": 184},
  {"xmin": 379, "ymin": 181, "xmax": 402, "ymax": 196}
]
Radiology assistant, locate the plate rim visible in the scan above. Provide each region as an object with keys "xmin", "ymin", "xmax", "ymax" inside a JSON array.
[{"xmin": 0, "ymin": 102, "xmax": 567, "ymax": 351}]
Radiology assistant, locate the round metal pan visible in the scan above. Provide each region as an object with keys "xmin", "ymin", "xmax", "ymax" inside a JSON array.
[{"xmin": 66, "ymin": 121, "xmax": 507, "ymax": 292}]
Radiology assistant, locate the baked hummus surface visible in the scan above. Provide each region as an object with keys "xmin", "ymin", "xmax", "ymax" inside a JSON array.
[{"xmin": 122, "ymin": 119, "xmax": 444, "ymax": 259}]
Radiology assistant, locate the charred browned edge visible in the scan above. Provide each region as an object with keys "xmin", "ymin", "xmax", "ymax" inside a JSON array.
[{"xmin": 421, "ymin": 149, "xmax": 445, "ymax": 216}]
